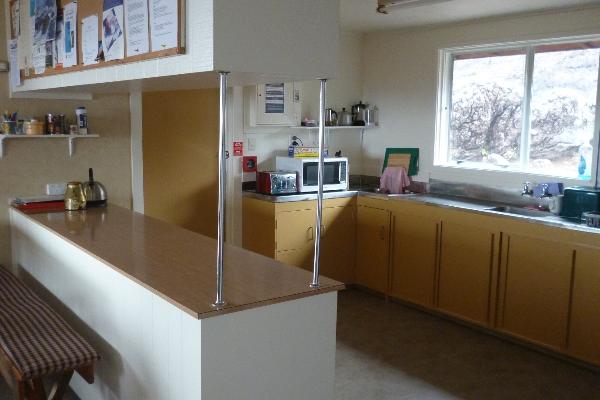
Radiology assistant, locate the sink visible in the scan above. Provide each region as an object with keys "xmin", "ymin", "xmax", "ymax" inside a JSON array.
[{"xmin": 486, "ymin": 206, "xmax": 553, "ymax": 218}]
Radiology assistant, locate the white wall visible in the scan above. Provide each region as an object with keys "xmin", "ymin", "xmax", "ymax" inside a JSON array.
[
  {"xmin": 362, "ymin": 6, "xmax": 600, "ymax": 187},
  {"xmin": 243, "ymin": 30, "xmax": 365, "ymax": 176}
]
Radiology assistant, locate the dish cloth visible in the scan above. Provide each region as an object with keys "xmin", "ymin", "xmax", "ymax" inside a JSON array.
[{"xmin": 380, "ymin": 166, "xmax": 411, "ymax": 194}]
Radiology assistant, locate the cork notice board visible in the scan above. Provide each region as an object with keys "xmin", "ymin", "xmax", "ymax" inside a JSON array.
[
  {"xmin": 18, "ymin": 0, "xmax": 185, "ymax": 80},
  {"xmin": 383, "ymin": 148, "xmax": 420, "ymax": 176}
]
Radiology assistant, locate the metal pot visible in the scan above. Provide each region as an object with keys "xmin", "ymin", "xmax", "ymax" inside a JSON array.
[
  {"xmin": 339, "ymin": 108, "xmax": 353, "ymax": 126},
  {"xmin": 325, "ymin": 108, "xmax": 338, "ymax": 126},
  {"xmin": 352, "ymin": 101, "xmax": 368, "ymax": 126},
  {"xmin": 82, "ymin": 168, "xmax": 108, "ymax": 207}
]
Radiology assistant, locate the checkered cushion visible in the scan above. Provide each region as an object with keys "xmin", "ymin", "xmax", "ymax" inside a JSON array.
[{"xmin": 0, "ymin": 266, "xmax": 99, "ymax": 380}]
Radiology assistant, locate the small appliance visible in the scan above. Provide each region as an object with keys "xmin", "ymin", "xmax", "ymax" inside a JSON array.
[
  {"xmin": 257, "ymin": 171, "xmax": 298, "ymax": 195},
  {"xmin": 560, "ymin": 187, "xmax": 600, "ymax": 220},
  {"xmin": 276, "ymin": 156, "xmax": 349, "ymax": 192},
  {"xmin": 82, "ymin": 168, "xmax": 108, "ymax": 207}
]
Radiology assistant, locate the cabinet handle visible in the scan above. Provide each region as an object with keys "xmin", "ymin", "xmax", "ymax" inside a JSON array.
[
  {"xmin": 321, "ymin": 224, "xmax": 326, "ymax": 238},
  {"xmin": 307, "ymin": 226, "xmax": 314, "ymax": 241},
  {"xmin": 379, "ymin": 225, "xmax": 386, "ymax": 240}
]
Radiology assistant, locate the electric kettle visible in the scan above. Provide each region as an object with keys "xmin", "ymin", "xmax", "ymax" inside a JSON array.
[{"xmin": 83, "ymin": 168, "xmax": 108, "ymax": 207}]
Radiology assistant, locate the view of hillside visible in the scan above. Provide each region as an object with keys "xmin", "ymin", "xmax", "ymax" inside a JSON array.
[{"xmin": 449, "ymin": 46, "xmax": 599, "ymax": 178}]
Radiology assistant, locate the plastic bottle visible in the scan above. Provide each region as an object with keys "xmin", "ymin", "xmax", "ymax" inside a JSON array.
[{"xmin": 577, "ymin": 141, "xmax": 593, "ymax": 180}]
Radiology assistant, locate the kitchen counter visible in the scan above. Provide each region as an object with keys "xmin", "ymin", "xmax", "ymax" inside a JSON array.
[
  {"xmin": 11, "ymin": 205, "xmax": 343, "ymax": 319},
  {"xmin": 10, "ymin": 205, "xmax": 341, "ymax": 399},
  {"xmin": 244, "ymin": 189, "xmax": 600, "ymax": 235}
]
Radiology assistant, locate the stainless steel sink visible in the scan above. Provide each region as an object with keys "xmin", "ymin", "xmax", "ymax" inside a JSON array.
[{"xmin": 486, "ymin": 205, "xmax": 553, "ymax": 218}]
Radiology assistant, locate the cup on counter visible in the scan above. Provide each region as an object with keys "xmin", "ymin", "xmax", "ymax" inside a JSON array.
[{"xmin": 1, "ymin": 121, "xmax": 17, "ymax": 135}]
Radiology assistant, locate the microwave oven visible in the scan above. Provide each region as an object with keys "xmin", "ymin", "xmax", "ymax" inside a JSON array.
[{"xmin": 275, "ymin": 156, "xmax": 349, "ymax": 192}]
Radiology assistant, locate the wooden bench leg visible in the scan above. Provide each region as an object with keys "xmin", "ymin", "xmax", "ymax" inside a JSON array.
[
  {"xmin": 27, "ymin": 378, "xmax": 46, "ymax": 400},
  {"xmin": 48, "ymin": 370, "xmax": 74, "ymax": 400}
]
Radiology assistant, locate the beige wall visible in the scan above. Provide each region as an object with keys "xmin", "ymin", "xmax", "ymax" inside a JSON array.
[
  {"xmin": 142, "ymin": 89, "xmax": 219, "ymax": 238},
  {"xmin": 0, "ymin": 6, "xmax": 132, "ymax": 265},
  {"xmin": 362, "ymin": 6, "xmax": 600, "ymax": 186},
  {"xmin": 244, "ymin": 30, "xmax": 365, "ymax": 173}
]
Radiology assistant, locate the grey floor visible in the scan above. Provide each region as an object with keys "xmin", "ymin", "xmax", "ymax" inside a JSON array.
[
  {"xmin": 335, "ymin": 289, "xmax": 600, "ymax": 400},
  {"xmin": 1, "ymin": 288, "xmax": 599, "ymax": 399}
]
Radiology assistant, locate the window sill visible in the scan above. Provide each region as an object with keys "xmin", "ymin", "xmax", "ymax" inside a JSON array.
[{"xmin": 431, "ymin": 164, "xmax": 596, "ymax": 189}]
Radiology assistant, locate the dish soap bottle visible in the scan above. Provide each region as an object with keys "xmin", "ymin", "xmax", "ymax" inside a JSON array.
[{"xmin": 578, "ymin": 141, "xmax": 593, "ymax": 180}]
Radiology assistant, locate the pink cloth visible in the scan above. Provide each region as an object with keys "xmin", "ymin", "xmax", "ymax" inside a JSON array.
[{"xmin": 380, "ymin": 166, "xmax": 411, "ymax": 194}]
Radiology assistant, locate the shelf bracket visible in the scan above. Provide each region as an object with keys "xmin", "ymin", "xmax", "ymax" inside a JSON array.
[{"xmin": 68, "ymin": 137, "xmax": 75, "ymax": 157}]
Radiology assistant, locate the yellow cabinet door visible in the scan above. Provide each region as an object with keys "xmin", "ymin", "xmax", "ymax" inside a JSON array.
[
  {"xmin": 390, "ymin": 212, "xmax": 439, "ymax": 307},
  {"xmin": 275, "ymin": 209, "xmax": 315, "ymax": 252},
  {"xmin": 438, "ymin": 221, "xmax": 497, "ymax": 325},
  {"xmin": 355, "ymin": 205, "xmax": 391, "ymax": 294},
  {"xmin": 498, "ymin": 234, "xmax": 573, "ymax": 350},
  {"xmin": 320, "ymin": 206, "xmax": 356, "ymax": 283},
  {"xmin": 568, "ymin": 246, "xmax": 600, "ymax": 364},
  {"xmin": 276, "ymin": 249, "xmax": 312, "ymax": 270}
]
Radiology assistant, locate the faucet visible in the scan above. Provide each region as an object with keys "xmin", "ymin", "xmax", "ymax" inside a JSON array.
[
  {"xmin": 521, "ymin": 182, "xmax": 533, "ymax": 196},
  {"xmin": 538, "ymin": 184, "xmax": 552, "ymax": 198}
]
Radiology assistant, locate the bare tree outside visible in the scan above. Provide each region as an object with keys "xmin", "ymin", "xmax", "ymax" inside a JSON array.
[{"xmin": 447, "ymin": 45, "xmax": 599, "ymax": 179}]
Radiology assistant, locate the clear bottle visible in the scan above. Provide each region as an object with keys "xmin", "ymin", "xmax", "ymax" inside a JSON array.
[{"xmin": 577, "ymin": 140, "xmax": 593, "ymax": 180}]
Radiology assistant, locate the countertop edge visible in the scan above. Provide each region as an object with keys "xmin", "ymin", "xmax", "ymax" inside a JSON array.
[{"xmin": 11, "ymin": 207, "xmax": 345, "ymax": 320}]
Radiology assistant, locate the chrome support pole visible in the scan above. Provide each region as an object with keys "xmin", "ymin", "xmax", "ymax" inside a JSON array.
[
  {"xmin": 311, "ymin": 79, "xmax": 327, "ymax": 288},
  {"xmin": 213, "ymin": 71, "xmax": 229, "ymax": 307}
]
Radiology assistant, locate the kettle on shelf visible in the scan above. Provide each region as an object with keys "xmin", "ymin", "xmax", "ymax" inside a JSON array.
[{"xmin": 351, "ymin": 101, "xmax": 368, "ymax": 126}]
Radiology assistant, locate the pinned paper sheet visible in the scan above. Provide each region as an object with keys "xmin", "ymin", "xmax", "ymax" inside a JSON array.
[
  {"xmin": 102, "ymin": 0, "xmax": 125, "ymax": 61},
  {"xmin": 82, "ymin": 15, "xmax": 99, "ymax": 65},
  {"xmin": 150, "ymin": 0, "xmax": 178, "ymax": 52},
  {"xmin": 63, "ymin": 2, "xmax": 77, "ymax": 67},
  {"xmin": 8, "ymin": 39, "xmax": 21, "ymax": 87},
  {"xmin": 125, "ymin": 0, "xmax": 149, "ymax": 56}
]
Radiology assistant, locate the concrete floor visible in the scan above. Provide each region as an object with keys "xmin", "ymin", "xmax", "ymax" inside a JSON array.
[
  {"xmin": 335, "ymin": 289, "xmax": 600, "ymax": 400},
  {"xmin": 1, "ymin": 288, "xmax": 599, "ymax": 399}
]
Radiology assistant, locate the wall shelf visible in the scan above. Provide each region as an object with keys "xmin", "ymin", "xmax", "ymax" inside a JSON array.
[
  {"xmin": 290, "ymin": 125, "xmax": 378, "ymax": 131},
  {"xmin": 0, "ymin": 134, "xmax": 100, "ymax": 159}
]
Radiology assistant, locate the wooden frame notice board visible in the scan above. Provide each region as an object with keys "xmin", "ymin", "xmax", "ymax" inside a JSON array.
[{"xmin": 15, "ymin": 0, "xmax": 185, "ymax": 80}]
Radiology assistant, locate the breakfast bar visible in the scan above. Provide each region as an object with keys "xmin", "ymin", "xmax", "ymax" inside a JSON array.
[{"xmin": 9, "ymin": 205, "xmax": 343, "ymax": 400}]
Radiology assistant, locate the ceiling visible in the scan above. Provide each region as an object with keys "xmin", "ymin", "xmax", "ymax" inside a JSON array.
[{"xmin": 340, "ymin": 0, "xmax": 600, "ymax": 32}]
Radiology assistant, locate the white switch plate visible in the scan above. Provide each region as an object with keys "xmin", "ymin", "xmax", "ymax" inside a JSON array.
[
  {"xmin": 46, "ymin": 183, "xmax": 66, "ymax": 195},
  {"xmin": 247, "ymin": 136, "xmax": 256, "ymax": 152}
]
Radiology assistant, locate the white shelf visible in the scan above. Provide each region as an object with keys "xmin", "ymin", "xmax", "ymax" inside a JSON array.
[
  {"xmin": 290, "ymin": 125, "xmax": 378, "ymax": 130},
  {"xmin": 0, "ymin": 134, "xmax": 100, "ymax": 159}
]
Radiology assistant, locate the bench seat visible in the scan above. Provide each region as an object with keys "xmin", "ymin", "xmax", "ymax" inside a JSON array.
[{"xmin": 0, "ymin": 266, "xmax": 99, "ymax": 399}]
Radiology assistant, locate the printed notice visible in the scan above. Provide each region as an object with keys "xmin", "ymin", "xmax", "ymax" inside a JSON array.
[
  {"xmin": 9, "ymin": 40, "xmax": 21, "ymax": 87},
  {"xmin": 265, "ymin": 84, "xmax": 285, "ymax": 114},
  {"xmin": 63, "ymin": 2, "xmax": 77, "ymax": 67},
  {"xmin": 102, "ymin": 0, "xmax": 125, "ymax": 61},
  {"xmin": 82, "ymin": 15, "xmax": 99, "ymax": 65},
  {"xmin": 125, "ymin": 0, "xmax": 149, "ymax": 56},
  {"xmin": 149, "ymin": 0, "xmax": 178, "ymax": 52}
]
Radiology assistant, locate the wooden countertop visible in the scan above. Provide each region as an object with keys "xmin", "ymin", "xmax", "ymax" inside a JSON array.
[{"xmin": 13, "ymin": 205, "xmax": 344, "ymax": 319}]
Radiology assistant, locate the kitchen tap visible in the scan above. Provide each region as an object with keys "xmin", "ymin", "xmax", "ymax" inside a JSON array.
[{"xmin": 521, "ymin": 182, "xmax": 533, "ymax": 196}]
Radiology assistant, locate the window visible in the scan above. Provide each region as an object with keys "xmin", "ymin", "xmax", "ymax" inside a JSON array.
[{"xmin": 437, "ymin": 37, "xmax": 600, "ymax": 180}]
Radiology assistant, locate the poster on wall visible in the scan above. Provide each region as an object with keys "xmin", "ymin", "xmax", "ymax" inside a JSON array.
[
  {"xmin": 124, "ymin": 0, "xmax": 149, "ymax": 56},
  {"xmin": 82, "ymin": 15, "xmax": 99, "ymax": 65},
  {"xmin": 102, "ymin": 0, "xmax": 125, "ymax": 61},
  {"xmin": 149, "ymin": 0, "xmax": 178, "ymax": 52},
  {"xmin": 63, "ymin": 2, "xmax": 77, "ymax": 68},
  {"xmin": 9, "ymin": 0, "xmax": 20, "ymax": 39},
  {"xmin": 53, "ymin": 11, "xmax": 65, "ymax": 68},
  {"xmin": 33, "ymin": 0, "xmax": 57, "ymax": 45},
  {"xmin": 9, "ymin": 40, "xmax": 21, "ymax": 87}
]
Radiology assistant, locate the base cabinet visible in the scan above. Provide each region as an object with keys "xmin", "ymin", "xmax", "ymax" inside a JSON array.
[
  {"xmin": 355, "ymin": 205, "xmax": 391, "ymax": 294},
  {"xmin": 498, "ymin": 234, "xmax": 573, "ymax": 350},
  {"xmin": 437, "ymin": 220, "xmax": 498, "ymax": 326},
  {"xmin": 568, "ymin": 246, "xmax": 600, "ymax": 364},
  {"xmin": 390, "ymin": 208, "xmax": 439, "ymax": 308},
  {"xmin": 243, "ymin": 197, "xmax": 355, "ymax": 283}
]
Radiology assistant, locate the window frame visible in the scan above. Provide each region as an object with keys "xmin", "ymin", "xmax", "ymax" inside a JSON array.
[{"xmin": 435, "ymin": 34, "xmax": 600, "ymax": 186}]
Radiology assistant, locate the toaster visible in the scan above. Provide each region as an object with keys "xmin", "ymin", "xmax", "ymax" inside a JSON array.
[
  {"xmin": 560, "ymin": 187, "xmax": 600, "ymax": 220},
  {"xmin": 257, "ymin": 171, "xmax": 298, "ymax": 195}
]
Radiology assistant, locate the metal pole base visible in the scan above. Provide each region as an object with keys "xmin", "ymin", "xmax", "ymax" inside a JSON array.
[
  {"xmin": 211, "ymin": 301, "xmax": 227, "ymax": 308},
  {"xmin": 309, "ymin": 283, "xmax": 321, "ymax": 289}
]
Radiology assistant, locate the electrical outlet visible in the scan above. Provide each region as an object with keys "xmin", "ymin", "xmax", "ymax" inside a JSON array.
[{"xmin": 46, "ymin": 183, "xmax": 66, "ymax": 195}]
